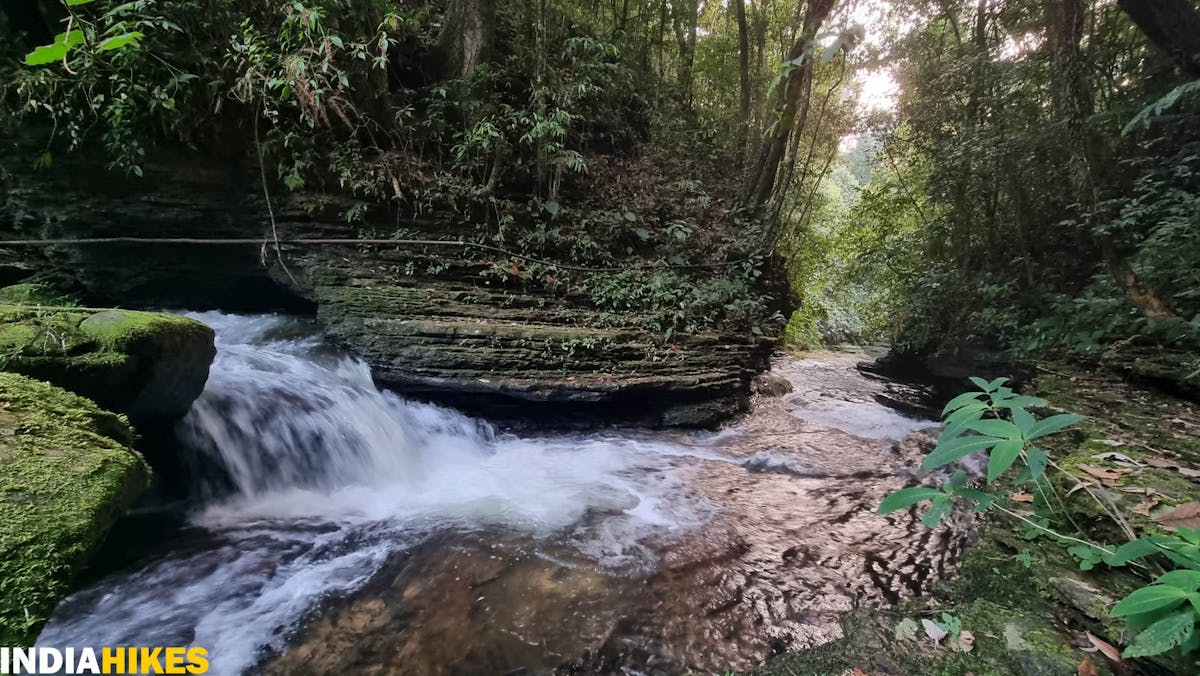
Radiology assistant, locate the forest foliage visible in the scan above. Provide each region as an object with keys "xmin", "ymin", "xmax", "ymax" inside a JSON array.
[
  {"xmin": 1, "ymin": 0, "xmax": 1198, "ymax": 364},
  {"xmin": 0, "ymin": 0, "xmax": 863, "ymax": 338},
  {"xmin": 791, "ymin": 0, "xmax": 1200, "ymax": 375}
]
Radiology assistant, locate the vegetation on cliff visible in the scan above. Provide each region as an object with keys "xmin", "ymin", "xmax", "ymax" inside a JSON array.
[{"xmin": 0, "ymin": 0, "xmax": 867, "ymax": 340}]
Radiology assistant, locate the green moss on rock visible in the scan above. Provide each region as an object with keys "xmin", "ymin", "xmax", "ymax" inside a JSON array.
[
  {"xmin": 0, "ymin": 372, "xmax": 149, "ymax": 645},
  {"xmin": 0, "ymin": 303, "xmax": 215, "ymax": 425},
  {"xmin": 0, "ymin": 284, "xmax": 76, "ymax": 307}
]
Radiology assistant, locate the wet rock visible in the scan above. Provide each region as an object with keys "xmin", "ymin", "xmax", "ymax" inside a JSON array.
[
  {"xmin": 752, "ymin": 372, "xmax": 794, "ymax": 397},
  {"xmin": 269, "ymin": 215, "xmax": 771, "ymax": 428},
  {"xmin": 0, "ymin": 373, "xmax": 150, "ymax": 645},
  {"xmin": 0, "ymin": 300, "xmax": 215, "ymax": 426}
]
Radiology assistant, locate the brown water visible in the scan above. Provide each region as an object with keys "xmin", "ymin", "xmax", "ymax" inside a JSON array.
[{"xmin": 265, "ymin": 352, "xmax": 977, "ymax": 675}]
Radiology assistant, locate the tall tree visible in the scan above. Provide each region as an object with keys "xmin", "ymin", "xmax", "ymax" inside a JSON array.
[
  {"xmin": 1118, "ymin": 0, "xmax": 1200, "ymax": 76},
  {"xmin": 437, "ymin": 0, "xmax": 497, "ymax": 77},
  {"xmin": 1055, "ymin": 0, "xmax": 1179, "ymax": 319},
  {"xmin": 672, "ymin": 0, "xmax": 700, "ymax": 107},
  {"xmin": 742, "ymin": 0, "xmax": 837, "ymax": 213},
  {"xmin": 734, "ymin": 0, "xmax": 753, "ymax": 160}
]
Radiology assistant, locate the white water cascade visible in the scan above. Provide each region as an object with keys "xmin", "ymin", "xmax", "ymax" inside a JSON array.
[{"xmin": 37, "ymin": 313, "xmax": 715, "ymax": 675}]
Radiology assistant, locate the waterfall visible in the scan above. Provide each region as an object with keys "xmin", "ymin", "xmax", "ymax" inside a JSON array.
[{"xmin": 38, "ymin": 312, "xmax": 712, "ymax": 675}]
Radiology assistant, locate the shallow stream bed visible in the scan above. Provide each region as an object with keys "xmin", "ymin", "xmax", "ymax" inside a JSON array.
[{"xmin": 38, "ymin": 315, "xmax": 974, "ymax": 674}]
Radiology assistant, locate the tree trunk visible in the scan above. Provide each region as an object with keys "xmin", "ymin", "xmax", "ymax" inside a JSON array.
[
  {"xmin": 1118, "ymin": 0, "xmax": 1200, "ymax": 76},
  {"xmin": 742, "ymin": 0, "xmax": 837, "ymax": 213},
  {"xmin": 734, "ymin": 0, "xmax": 752, "ymax": 160},
  {"xmin": 671, "ymin": 0, "xmax": 700, "ymax": 107},
  {"xmin": 437, "ymin": 0, "xmax": 497, "ymax": 77},
  {"xmin": 1050, "ymin": 0, "xmax": 1177, "ymax": 320}
]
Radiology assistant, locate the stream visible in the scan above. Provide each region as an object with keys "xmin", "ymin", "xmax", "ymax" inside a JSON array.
[{"xmin": 37, "ymin": 313, "xmax": 976, "ymax": 674}]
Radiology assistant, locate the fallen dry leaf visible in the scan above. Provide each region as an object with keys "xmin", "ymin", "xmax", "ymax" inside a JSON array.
[
  {"xmin": 1075, "ymin": 464, "xmax": 1129, "ymax": 483},
  {"xmin": 955, "ymin": 630, "xmax": 975, "ymax": 653},
  {"xmin": 1134, "ymin": 495, "xmax": 1163, "ymax": 516},
  {"xmin": 1084, "ymin": 632, "xmax": 1123, "ymax": 666},
  {"xmin": 1145, "ymin": 456, "xmax": 1183, "ymax": 469},
  {"xmin": 1067, "ymin": 480, "xmax": 1096, "ymax": 496},
  {"xmin": 1077, "ymin": 657, "xmax": 1100, "ymax": 676},
  {"xmin": 1155, "ymin": 501, "xmax": 1200, "ymax": 529},
  {"xmin": 1010, "ymin": 493, "xmax": 1035, "ymax": 503},
  {"xmin": 922, "ymin": 618, "xmax": 948, "ymax": 646}
]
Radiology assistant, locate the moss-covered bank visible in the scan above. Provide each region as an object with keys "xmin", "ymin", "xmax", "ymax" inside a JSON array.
[{"xmin": 0, "ymin": 372, "xmax": 150, "ymax": 645}]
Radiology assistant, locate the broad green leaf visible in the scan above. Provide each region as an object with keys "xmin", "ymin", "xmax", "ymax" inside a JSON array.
[
  {"xmin": 987, "ymin": 438, "xmax": 1024, "ymax": 482},
  {"xmin": 1123, "ymin": 609, "xmax": 1195, "ymax": 658},
  {"xmin": 1011, "ymin": 408, "xmax": 1036, "ymax": 435},
  {"xmin": 1111, "ymin": 585, "xmax": 1188, "ymax": 617},
  {"xmin": 967, "ymin": 418, "xmax": 1020, "ymax": 439},
  {"xmin": 24, "ymin": 30, "xmax": 85, "ymax": 66},
  {"xmin": 1158, "ymin": 570, "xmax": 1200, "ymax": 591},
  {"xmin": 946, "ymin": 401, "xmax": 987, "ymax": 423},
  {"xmin": 1179, "ymin": 528, "xmax": 1200, "ymax": 546},
  {"xmin": 1020, "ymin": 447, "xmax": 1048, "ymax": 483},
  {"xmin": 65, "ymin": 0, "xmax": 97, "ymax": 5},
  {"xmin": 941, "ymin": 391, "xmax": 985, "ymax": 417},
  {"xmin": 986, "ymin": 377, "xmax": 1010, "ymax": 391},
  {"xmin": 1107, "ymin": 538, "xmax": 1167, "ymax": 566},
  {"xmin": 26, "ymin": 43, "xmax": 68, "ymax": 65},
  {"xmin": 1026, "ymin": 413, "xmax": 1084, "ymax": 440},
  {"xmin": 878, "ymin": 486, "xmax": 944, "ymax": 514},
  {"xmin": 921, "ymin": 496, "xmax": 952, "ymax": 527},
  {"xmin": 968, "ymin": 376, "xmax": 992, "ymax": 391},
  {"xmin": 921, "ymin": 435, "xmax": 1001, "ymax": 470},
  {"xmin": 98, "ymin": 31, "xmax": 143, "ymax": 51}
]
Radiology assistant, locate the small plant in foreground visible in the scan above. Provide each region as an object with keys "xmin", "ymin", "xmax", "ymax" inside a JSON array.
[{"xmin": 879, "ymin": 376, "xmax": 1200, "ymax": 662}]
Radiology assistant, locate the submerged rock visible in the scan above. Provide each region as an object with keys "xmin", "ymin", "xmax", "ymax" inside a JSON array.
[
  {"xmin": 0, "ymin": 373, "xmax": 150, "ymax": 645},
  {"xmin": 0, "ymin": 299, "xmax": 215, "ymax": 426},
  {"xmin": 752, "ymin": 371, "xmax": 794, "ymax": 397}
]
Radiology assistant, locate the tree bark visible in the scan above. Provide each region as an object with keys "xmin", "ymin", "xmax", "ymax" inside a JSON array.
[
  {"xmin": 734, "ymin": 0, "xmax": 752, "ymax": 160},
  {"xmin": 742, "ymin": 0, "xmax": 837, "ymax": 213},
  {"xmin": 1118, "ymin": 0, "xmax": 1200, "ymax": 76},
  {"xmin": 437, "ymin": 0, "xmax": 497, "ymax": 77},
  {"xmin": 671, "ymin": 0, "xmax": 700, "ymax": 107}
]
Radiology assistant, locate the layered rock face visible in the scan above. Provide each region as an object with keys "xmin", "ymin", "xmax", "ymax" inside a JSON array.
[
  {"xmin": 269, "ymin": 215, "xmax": 769, "ymax": 426},
  {"xmin": 1, "ymin": 154, "xmax": 771, "ymax": 427},
  {"xmin": 0, "ymin": 373, "xmax": 150, "ymax": 645}
]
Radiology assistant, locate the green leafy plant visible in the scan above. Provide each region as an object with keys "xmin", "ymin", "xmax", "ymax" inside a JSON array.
[
  {"xmin": 881, "ymin": 376, "xmax": 1200, "ymax": 662},
  {"xmin": 878, "ymin": 377, "xmax": 1079, "ymax": 526}
]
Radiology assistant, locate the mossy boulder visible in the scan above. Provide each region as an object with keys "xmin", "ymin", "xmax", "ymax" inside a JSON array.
[
  {"xmin": 0, "ymin": 372, "xmax": 150, "ymax": 645},
  {"xmin": 0, "ymin": 300, "xmax": 215, "ymax": 425}
]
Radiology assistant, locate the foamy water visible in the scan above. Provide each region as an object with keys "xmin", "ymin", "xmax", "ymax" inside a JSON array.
[{"xmin": 38, "ymin": 313, "xmax": 716, "ymax": 674}]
